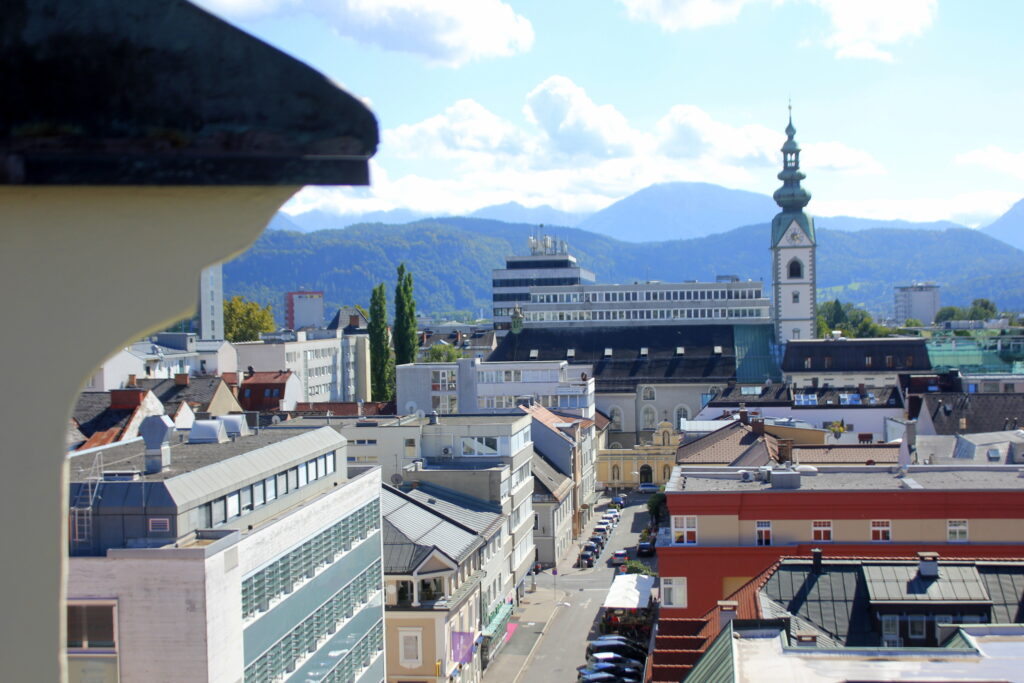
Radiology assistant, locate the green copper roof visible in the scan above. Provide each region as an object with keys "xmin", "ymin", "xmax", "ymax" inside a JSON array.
[{"xmin": 771, "ymin": 113, "xmax": 815, "ymax": 246}]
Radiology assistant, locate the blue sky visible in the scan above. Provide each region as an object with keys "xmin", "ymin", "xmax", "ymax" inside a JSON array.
[{"xmin": 197, "ymin": 0, "xmax": 1023, "ymax": 226}]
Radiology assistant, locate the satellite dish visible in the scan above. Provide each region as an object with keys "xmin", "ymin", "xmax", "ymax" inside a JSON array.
[
  {"xmin": 390, "ymin": 473, "xmax": 404, "ymax": 486},
  {"xmin": 441, "ymin": 446, "xmax": 452, "ymax": 456}
]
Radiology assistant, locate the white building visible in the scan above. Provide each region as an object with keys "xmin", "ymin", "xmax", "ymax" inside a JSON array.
[
  {"xmin": 894, "ymin": 283, "xmax": 940, "ymax": 325},
  {"xmin": 236, "ymin": 329, "xmax": 370, "ymax": 403},
  {"xmin": 396, "ymin": 357, "xmax": 596, "ymax": 419},
  {"xmin": 492, "ymin": 235, "xmax": 595, "ymax": 332},
  {"xmin": 198, "ymin": 263, "xmax": 223, "ymax": 341},
  {"xmin": 285, "ymin": 290, "xmax": 325, "ymax": 330},
  {"xmin": 66, "ymin": 417, "xmax": 384, "ymax": 683}
]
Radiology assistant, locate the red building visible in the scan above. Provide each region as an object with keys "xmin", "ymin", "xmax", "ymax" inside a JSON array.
[
  {"xmin": 223, "ymin": 371, "xmax": 296, "ymax": 412},
  {"xmin": 656, "ymin": 465, "xmax": 1024, "ymax": 619}
]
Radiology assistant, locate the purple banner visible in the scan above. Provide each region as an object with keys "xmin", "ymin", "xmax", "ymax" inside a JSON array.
[{"xmin": 451, "ymin": 630, "xmax": 474, "ymax": 664}]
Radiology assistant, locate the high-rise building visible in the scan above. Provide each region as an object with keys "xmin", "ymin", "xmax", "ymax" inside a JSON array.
[
  {"xmin": 198, "ymin": 263, "xmax": 223, "ymax": 341},
  {"xmin": 770, "ymin": 113, "xmax": 817, "ymax": 342},
  {"xmin": 894, "ymin": 283, "xmax": 940, "ymax": 324},
  {"xmin": 491, "ymin": 235, "xmax": 595, "ymax": 332},
  {"xmin": 285, "ymin": 290, "xmax": 325, "ymax": 330}
]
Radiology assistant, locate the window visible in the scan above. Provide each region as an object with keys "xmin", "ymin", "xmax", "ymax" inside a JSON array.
[
  {"xmin": 792, "ymin": 291, "xmax": 800, "ymax": 304},
  {"xmin": 399, "ymin": 628, "xmax": 422, "ymax": 667},
  {"xmin": 881, "ymin": 614, "xmax": 899, "ymax": 641},
  {"xmin": 885, "ymin": 355, "xmax": 894, "ymax": 369},
  {"xmin": 864, "ymin": 355, "xmax": 874, "ymax": 368},
  {"xmin": 641, "ymin": 406, "xmax": 657, "ymax": 430},
  {"xmin": 812, "ymin": 520, "xmax": 832, "ymax": 542},
  {"xmin": 661, "ymin": 577, "xmax": 687, "ymax": 608},
  {"xmin": 226, "ymin": 492, "xmax": 240, "ymax": 518},
  {"xmin": 908, "ymin": 614, "xmax": 926, "ymax": 639},
  {"xmin": 788, "ymin": 259, "xmax": 803, "ymax": 279},
  {"xmin": 871, "ymin": 520, "xmax": 891, "ymax": 542},
  {"xmin": 642, "ymin": 386, "xmax": 656, "ymax": 401},
  {"xmin": 803, "ymin": 356, "xmax": 812, "ymax": 369},
  {"xmin": 462, "ymin": 436, "xmax": 499, "ymax": 456},
  {"xmin": 672, "ymin": 515, "xmax": 697, "ymax": 545},
  {"xmin": 67, "ymin": 603, "xmax": 116, "ymax": 650},
  {"xmin": 947, "ymin": 519, "xmax": 968, "ymax": 542},
  {"xmin": 148, "ymin": 517, "xmax": 170, "ymax": 533},
  {"xmin": 823, "ymin": 356, "xmax": 833, "ymax": 369},
  {"xmin": 756, "ymin": 520, "xmax": 772, "ymax": 546}
]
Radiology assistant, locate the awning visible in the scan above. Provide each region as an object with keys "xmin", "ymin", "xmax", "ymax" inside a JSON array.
[
  {"xmin": 481, "ymin": 603, "xmax": 514, "ymax": 638},
  {"xmin": 603, "ymin": 574, "xmax": 656, "ymax": 610}
]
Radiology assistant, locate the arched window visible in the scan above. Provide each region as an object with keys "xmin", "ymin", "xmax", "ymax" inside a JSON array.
[
  {"xmin": 674, "ymin": 405, "xmax": 689, "ymax": 428},
  {"xmin": 611, "ymin": 465, "xmax": 620, "ymax": 481},
  {"xmin": 788, "ymin": 259, "xmax": 803, "ymax": 279},
  {"xmin": 662, "ymin": 430, "xmax": 671, "ymax": 446},
  {"xmin": 609, "ymin": 406, "xmax": 623, "ymax": 431},
  {"xmin": 642, "ymin": 406, "xmax": 657, "ymax": 430},
  {"xmin": 641, "ymin": 386, "xmax": 656, "ymax": 401},
  {"xmin": 639, "ymin": 464, "xmax": 653, "ymax": 484},
  {"xmin": 663, "ymin": 464, "xmax": 671, "ymax": 480},
  {"xmin": 610, "ymin": 442, "xmax": 622, "ymax": 449},
  {"xmin": 792, "ymin": 291, "xmax": 800, "ymax": 304}
]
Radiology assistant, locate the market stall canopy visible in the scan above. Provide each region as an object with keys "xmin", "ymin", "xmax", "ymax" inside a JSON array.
[{"xmin": 604, "ymin": 574, "xmax": 656, "ymax": 610}]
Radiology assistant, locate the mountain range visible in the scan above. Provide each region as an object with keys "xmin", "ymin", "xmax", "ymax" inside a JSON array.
[
  {"xmin": 274, "ymin": 181, "xmax": 1015, "ymax": 241},
  {"xmin": 225, "ymin": 214, "xmax": 1024, "ymax": 324}
]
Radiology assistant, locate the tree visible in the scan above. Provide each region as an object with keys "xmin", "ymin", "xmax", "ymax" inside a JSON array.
[
  {"xmin": 903, "ymin": 318, "xmax": 923, "ymax": 328},
  {"xmin": 425, "ymin": 344, "xmax": 462, "ymax": 362},
  {"xmin": 967, "ymin": 298, "xmax": 998, "ymax": 321},
  {"xmin": 646, "ymin": 492, "xmax": 666, "ymax": 525},
  {"xmin": 368, "ymin": 283, "xmax": 394, "ymax": 401},
  {"xmin": 393, "ymin": 263, "xmax": 418, "ymax": 366},
  {"xmin": 623, "ymin": 560, "xmax": 657, "ymax": 577},
  {"xmin": 935, "ymin": 306, "xmax": 966, "ymax": 323},
  {"xmin": 223, "ymin": 295, "xmax": 275, "ymax": 342}
]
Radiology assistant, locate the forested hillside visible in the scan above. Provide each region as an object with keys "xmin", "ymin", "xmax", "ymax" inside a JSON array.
[{"xmin": 224, "ymin": 218, "xmax": 1024, "ymax": 323}]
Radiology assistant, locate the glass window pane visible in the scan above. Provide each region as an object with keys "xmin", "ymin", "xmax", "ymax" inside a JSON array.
[{"xmin": 85, "ymin": 605, "xmax": 115, "ymax": 648}]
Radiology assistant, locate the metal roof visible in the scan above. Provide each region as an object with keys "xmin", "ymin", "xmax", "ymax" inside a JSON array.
[
  {"xmin": 403, "ymin": 483, "xmax": 504, "ymax": 539},
  {"xmin": 864, "ymin": 564, "xmax": 991, "ymax": 604},
  {"xmin": 380, "ymin": 486, "xmax": 482, "ymax": 569}
]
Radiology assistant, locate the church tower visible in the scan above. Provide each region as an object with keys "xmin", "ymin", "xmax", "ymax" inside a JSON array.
[{"xmin": 771, "ymin": 111, "xmax": 817, "ymax": 342}]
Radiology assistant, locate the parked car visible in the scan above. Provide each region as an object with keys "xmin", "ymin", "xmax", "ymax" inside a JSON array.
[
  {"xmin": 611, "ymin": 550, "xmax": 629, "ymax": 566},
  {"xmin": 589, "ymin": 535, "xmax": 605, "ymax": 551},
  {"xmin": 594, "ymin": 523, "xmax": 611, "ymax": 538},
  {"xmin": 587, "ymin": 640, "xmax": 647, "ymax": 660},
  {"xmin": 577, "ymin": 663, "xmax": 643, "ymax": 680},
  {"xmin": 578, "ymin": 550, "xmax": 596, "ymax": 568},
  {"xmin": 578, "ymin": 671, "xmax": 640, "ymax": 683},
  {"xmin": 636, "ymin": 541, "xmax": 655, "ymax": 557},
  {"xmin": 592, "ymin": 634, "xmax": 646, "ymax": 651},
  {"xmin": 611, "ymin": 495, "xmax": 626, "ymax": 508},
  {"xmin": 637, "ymin": 482, "xmax": 660, "ymax": 494},
  {"xmin": 586, "ymin": 652, "xmax": 645, "ymax": 669},
  {"xmin": 603, "ymin": 509, "xmax": 620, "ymax": 523}
]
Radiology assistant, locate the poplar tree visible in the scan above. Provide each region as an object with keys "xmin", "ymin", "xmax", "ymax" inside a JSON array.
[
  {"xmin": 393, "ymin": 263, "xmax": 418, "ymax": 366},
  {"xmin": 368, "ymin": 283, "xmax": 394, "ymax": 401}
]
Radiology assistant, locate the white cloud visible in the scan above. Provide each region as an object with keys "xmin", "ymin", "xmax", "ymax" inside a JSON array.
[
  {"xmin": 615, "ymin": 0, "xmax": 761, "ymax": 30},
  {"xmin": 614, "ymin": 0, "xmax": 936, "ymax": 61},
  {"xmin": 194, "ymin": 0, "xmax": 534, "ymax": 67},
  {"xmin": 811, "ymin": 0, "xmax": 937, "ymax": 62},
  {"xmin": 524, "ymin": 76, "xmax": 640, "ymax": 160},
  {"xmin": 813, "ymin": 190, "xmax": 1020, "ymax": 227},
  {"xmin": 285, "ymin": 76, "xmax": 887, "ymax": 222},
  {"xmin": 955, "ymin": 145, "xmax": 1024, "ymax": 182}
]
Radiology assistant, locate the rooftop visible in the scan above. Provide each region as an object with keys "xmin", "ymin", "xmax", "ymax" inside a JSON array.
[{"xmin": 671, "ymin": 465, "xmax": 1024, "ymax": 493}]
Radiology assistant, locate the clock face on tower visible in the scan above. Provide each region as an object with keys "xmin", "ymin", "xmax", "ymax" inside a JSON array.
[{"xmin": 787, "ymin": 230, "xmax": 804, "ymax": 244}]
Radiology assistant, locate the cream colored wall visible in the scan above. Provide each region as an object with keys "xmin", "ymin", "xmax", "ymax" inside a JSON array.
[
  {"xmin": 597, "ymin": 450, "xmax": 675, "ymax": 486},
  {"xmin": 726, "ymin": 517, "xmax": 1024, "ymax": 546},
  {"xmin": 385, "ymin": 613, "xmax": 441, "ymax": 681},
  {"xmin": 206, "ymin": 382, "xmax": 244, "ymax": 416},
  {"xmin": 0, "ymin": 185, "xmax": 296, "ymax": 682},
  {"xmin": 687, "ymin": 515, "xmax": 740, "ymax": 545}
]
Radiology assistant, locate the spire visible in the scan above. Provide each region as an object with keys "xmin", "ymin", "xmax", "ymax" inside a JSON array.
[{"xmin": 773, "ymin": 109, "xmax": 811, "ymax": 213}]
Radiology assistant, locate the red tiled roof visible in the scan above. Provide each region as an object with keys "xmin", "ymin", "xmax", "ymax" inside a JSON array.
[
  {"xmin": 792, "ymin": 443, "xmax": 900, "ymax": 464},
  {"xmin": 223, "ymin": 371, "xmax": 293, "ymax": 385},
  {"xmin": 675, "ymin": 421, "xmax": 776, "ymax": 465},
  {"xmin": 293, "ymin": 401, "xmax": 396, "ymax": 416}
]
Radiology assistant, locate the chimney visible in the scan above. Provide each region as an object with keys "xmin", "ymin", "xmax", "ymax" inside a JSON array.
[
  {"xmin": 246, "ymin": 365, "xmax": 254, "ymax": 379},
  {"xmin": 793, "ymin": 632, "xmax": 818, "ymax": 647},
  {"xmin": 140, "ymin": 415, "xmax": 175, "ymax": 474},
  {"xmin": 429, "ymin": 410, "xmax": 438, "ymax": 425},
  {"xmin": 455, "ymin": 330, "xmax": 462, "ymax": 345},
  {"xmin": 738, "ymin": 404, "xmax": 749, "ymax": 425},
  {"xmin": 811, "ymin": 547, "xmax": 823, "ymax": 574},
  {"xmin": 918, "ymin": 551, "xmax": 940, "ymax": 578},
  {"xmin": 174, "ymin": 372, "xmax": 190, "ymax": 387},
  {"xmin": 751, "ymin": 418, "xmax": 765, "ymax": 436},
  {"xmin": 717, "ymin": 600, "xmax": 738, "ymax": 630},
  {"xmin": 127, "ymin": 374, "xmax": 138, "ymax": 387},
  {"xmin": 420, "ymin": 331, "xmax": 429, "ymax": 346},
  {"xmin": 778, "ymin": 439, "xmax": 794, "ymax": 464},
  {"xmin": 110, "ymin": 388, "xmax": 146, "ymax": 410}
]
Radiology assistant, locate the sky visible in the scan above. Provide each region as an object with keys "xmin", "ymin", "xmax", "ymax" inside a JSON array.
[{"xmin": 195, "ymin": 0, "xmax": 1024, "ymax": 227}]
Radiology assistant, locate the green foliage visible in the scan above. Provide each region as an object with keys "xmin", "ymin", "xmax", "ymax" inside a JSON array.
[
  {"xmin": 646, "ymin": 492, "xmax": 666, "ymax": 524},
  {"xmin": 425, "ymin": 344, "xmax": 462, "ymax": 362},
  {"xmin": 968, "ymin": 298, "xmax": 998, "ymax": 320},
  {"xmin": 393, "ymin": 263, "xmax": 417, "ymax": 366},
  {"xmin": 623, "ymin": 560, "xmax": 657, "ymax": 577},
  {"xmin": 903, "ymin": 318, "xmax": 923, "ymax": 327},
  {"xmin": 369, "ymin": 283, "xmax": 394, "ymax": 401},
  {"xmin": 222, "ymin": 220, "xmax": 1024, "ymax": 320},
  {"xmin": 935, "ymin": 306, "xmax": 965, "ymax": 323},
  {"xmin": 223, "ymin": 296, "xmax": 275, "ymax": 342},
  {"xmin": 816, "ymin": 299, "xmax": 892, "ymax": 338}
]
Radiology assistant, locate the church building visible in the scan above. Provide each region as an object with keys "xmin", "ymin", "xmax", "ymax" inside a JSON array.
[{"xmin": 770, "ymin": 112, "xmax": 818, "ymax": 342}]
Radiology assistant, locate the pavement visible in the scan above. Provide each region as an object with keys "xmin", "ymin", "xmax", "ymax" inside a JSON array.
[{"xmin": 484, "ymin": 495, "xmax": 652, "ymax": 683}]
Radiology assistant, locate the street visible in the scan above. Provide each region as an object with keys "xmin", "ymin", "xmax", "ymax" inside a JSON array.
[{"xmin": 483, "ymin": 492, "xmax": 657, "ymax": 683}]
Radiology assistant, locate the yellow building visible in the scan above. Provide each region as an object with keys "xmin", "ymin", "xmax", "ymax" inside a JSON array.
[{"xmin": 597, "ymin": 421, "xmax": 677, "ymax": 490}]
